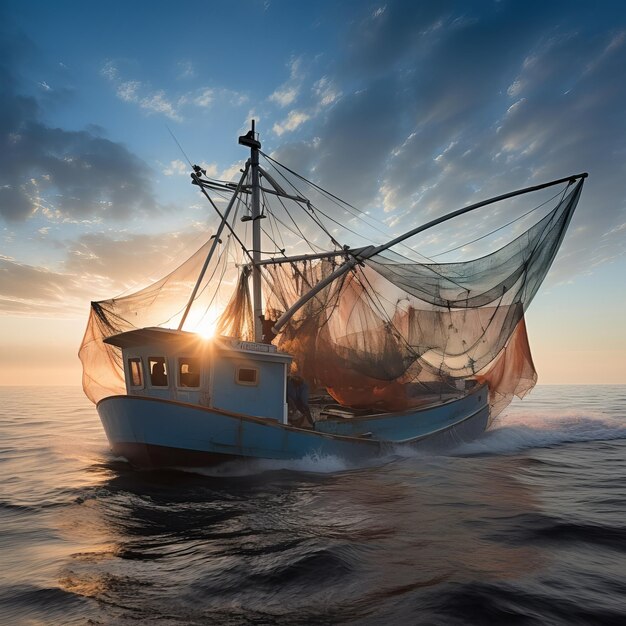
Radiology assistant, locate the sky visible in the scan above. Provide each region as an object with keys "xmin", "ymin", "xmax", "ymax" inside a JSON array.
[{"xmin": 1, "ymin": 0, "xmax": 625, "ymax": 386}]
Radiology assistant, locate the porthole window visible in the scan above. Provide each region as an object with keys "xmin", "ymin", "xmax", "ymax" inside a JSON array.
[
  {"xmin": 128, "ymin": 358, "xmax": 143, "ymax": 388},
  {"xmin": 149, "ymin": 357, "xmax": 168, "ymax": 387},
  {"xmin": 178, "ymin": 357, "xmax": 200, "ymax": 388},
  {"xmin": 236, "ymin": 366, "xmax": 258, "ymax": 386}
]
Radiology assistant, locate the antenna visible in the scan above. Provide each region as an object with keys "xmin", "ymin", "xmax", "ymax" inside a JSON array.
[{"xmin": 166, "ymin": 124, "xmax": 194, "ymax": 169}]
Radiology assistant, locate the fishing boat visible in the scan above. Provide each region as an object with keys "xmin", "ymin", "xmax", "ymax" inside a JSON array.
[{"xmin": 79, "ymin": 122, "xmax": 586, "ymax": 468}]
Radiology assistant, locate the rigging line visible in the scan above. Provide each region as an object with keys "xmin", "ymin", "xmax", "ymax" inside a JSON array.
[
  {"xmin": 297, "ymin": 200, "xmax": 344, "ymax": 251},
  {"xmin": 195, "ymin": 168, "xmax": 254, "ymax": 264},
  {"xmin": 160, "ymin": 233, "xmax": 232, "ymax": 326},
  {"xmin": 261, "ymin": 153, "xmax": 441, "ymax": 265},
  {"xmin": 166, "ymin": 124, "xmax": 194, "ymax": 170},
  {"xmin": 266, "ymin": 185, "xmax": 321, "ymax": 253},
  {"xmin": 430, "ymin": 185, "xmax": 567, "ymax": 258},
  {"xmin": 261, "ymin": 156, "xmax": 351, "ymax": 242},
  {"xmin": 261, "ymin": 153, "xmax": 438, "ymax": 269},
  {"xmin": 270, "ymin": 211, "xmax": 327, "ymax": 253},
  {"xmin": 265, "ymin": 195, "xmax": 287, "ymax": 254},
  {"xmin": 260, "ymin": 225, "xmax": 287, "ymax": 255},
  {"xmin": 269, "ymin": 201, "xmax": 288, "ymax": 252},
  {"xmin": 259, "ymin": 187, "xmax": 288, "ymax": 255},
  {"xmin": 268, "ymin": 189, "xmax": 326, "ymax": 254},
  {"xmin": 261, "ymin": 150, "xmax": 360, "ymax": 212},
  {"xmin": 270, "ymin": 215, "xmax": 324, "ymax": 254},
  {"xmin": 260, "ymin": 157, "xmax": 346, "ymax": 249},
  {"xmin": 198, "ymin": 235, "xmax": 232, "ymax": 321},
  {"xmin": 304, "ymin": 200, "xmax": 390, "ymax": 249},
  {"xmin": 262, "ymin": 154, "xmax": 389, "ymax": 236}
]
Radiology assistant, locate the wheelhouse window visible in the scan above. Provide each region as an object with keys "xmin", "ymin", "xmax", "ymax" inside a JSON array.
[
  {"xmin": 178, "ymin": 357, "xmax": 200, "ymax": 388},
  {"xmin": 128, "ymin": 358, "xmax": 143, "ymax": 388},
  {"xmin": 149, "ymin": 357, "xmax": 168, "ymax": 387},
  {"xmin": 236, "ymin": 366, "xmax": 258, "ymax": 386}
]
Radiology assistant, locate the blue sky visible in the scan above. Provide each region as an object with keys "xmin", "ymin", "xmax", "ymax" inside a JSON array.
[{"xmin": 1, "ymin": 0, "xmax": 625, "ymax": 384}]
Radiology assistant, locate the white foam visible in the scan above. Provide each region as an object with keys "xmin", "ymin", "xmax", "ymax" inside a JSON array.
[
  {"xmin": 453, "ymin": 411, "xmax": 626, "ymax": 456},
  {"xmin": 180, "ymin": 452, "xmax": 354, "ymax": 477}
]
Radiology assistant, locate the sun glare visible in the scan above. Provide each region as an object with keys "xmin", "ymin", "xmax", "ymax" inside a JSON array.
[
  {"xmin": 186, "ymin": 309, "xmax": 220, "ymax": 339},
  {"xmin": 197, "ymin": 323, "xmax": 216, "ymax": 339}
]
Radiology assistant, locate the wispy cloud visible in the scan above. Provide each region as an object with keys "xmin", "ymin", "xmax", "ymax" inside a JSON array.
[
  {"xmin": 102, "ymin": 63, "xmax": 182, "ymax": 121},
  {"xmin": 162, "ymin": 159, "xmax": 188, "ymax": 176},
  {"xmin": 101, "ymin": 61, "xmax": 247, "ymax": 120},
  {"xmin": 269, "ymin": 57, "xmax": 304, "ymax": 107},
  {"xmin": 313, "ymin": 76, "xmax": 341, "ymax": 107},
  {"xmin": 177, "ymin": 60, "xmax": 195, "ymax": 79},
  {"xmin": 268, "ymin": 70, "xmax": 341, "ymax": 137},
  {"xmin": 269, "ymin": 86, "xmax": 298, "ymax": 107},
  {"xmin": 272, "ymin": 110, "xmax": 311, "ymax": 136}
]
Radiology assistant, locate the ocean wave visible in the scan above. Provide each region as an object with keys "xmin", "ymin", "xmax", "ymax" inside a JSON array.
[{"xmin": 453, "ymin": 411, "xmax": 626, "ymax": 456}]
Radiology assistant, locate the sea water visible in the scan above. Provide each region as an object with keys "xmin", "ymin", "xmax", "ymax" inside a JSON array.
[{"xmin": 0, "ymin": 385, "xmax": 625, "ymax": 625}]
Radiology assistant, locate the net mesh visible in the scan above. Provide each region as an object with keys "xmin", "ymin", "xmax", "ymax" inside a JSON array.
[
  {"xmin": 263, "ymin": 179, "xmax": 582, "ymax": 419},
  {"xmin": 79, "ymin": 167, "xmax": 583, "ymax": 422}
]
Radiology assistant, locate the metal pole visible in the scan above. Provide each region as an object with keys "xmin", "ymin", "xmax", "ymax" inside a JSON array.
[
  {"xmin": 178, "ymin": 162, "xmax": 250, "ymax": 331},
  {"xmin": 250, "ymin": 121, "xmax": 263, "ymax": 342}
]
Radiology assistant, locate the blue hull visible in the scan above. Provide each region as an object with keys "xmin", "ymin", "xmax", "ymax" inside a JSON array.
[{"xmin": 97, "ymin": 386, "xmax": 490, "ymax": 468}]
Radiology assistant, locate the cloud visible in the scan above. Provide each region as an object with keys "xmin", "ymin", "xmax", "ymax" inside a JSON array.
[
  {"xmin": 116, "ymin": 80, "xmax": 141, "ymax": 102},
  {"xmin": 63, "ymin": 231, "xmax": 203, "ymax": 285},
  {"xmin": 162, "ymin": 159, "xmax": 188, "ymax": 176},
  {"xmin": 0, "ymin": 254, "xmax": 86, "ymax": 315},
  {"xmin": 0, "ymin": 38, "xmax": 156, "ymax": 223},
  {"xmin": 267, "ymin": 60, "xmax": 341, "ymax": 137},
  {"xmin": 269, "ymin": 57, "xmax": 304, "ymax": 108},
  {"xmin": 102, "ymin": 62, "xmax": 247, "ymax": 119},
  {"xmin": 102, "ymin": 61, "xmax": 182, "ymax": 121},
  {"xmin": 193, "ymin": 88, "xmax": 214, "ymax": 107},
  {"xmin": 272, "ymin": 110, "xmax": 311, "ymax": 136},
  {"xmin": 262, "ymin": 0, "xmax": 626, "ymax": 278},
  {"xmin": 269, "ymin": 86, "xmax": 298, "ymax": 108},
  {"xmin": 0, "ymin": 227, "xmax": 213, "ymax": 316},
  {"xmin": 140, "ymin": 90, "xmax": 181, "ymax": 120},
  {"xmin": 313, "ymin": 77, "xmax": 341, "ymax": 107},
  {"xmin": 177, "ymin": 60, "xmax": 195, "ymax": 79}
]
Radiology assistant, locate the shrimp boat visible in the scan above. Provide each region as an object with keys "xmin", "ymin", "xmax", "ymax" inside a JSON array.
[{"xmin": 79, "ymin": 122, "xmax": 586, "ymax": 468}]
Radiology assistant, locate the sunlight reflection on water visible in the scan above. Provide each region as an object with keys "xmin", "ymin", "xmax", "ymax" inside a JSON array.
[{"xmin": 1, "ymin": 385, "xmax": 625, "ymax": 624}]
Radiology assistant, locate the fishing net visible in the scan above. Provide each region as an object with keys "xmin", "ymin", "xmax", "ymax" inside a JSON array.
[
  {"xmin": 79, "ymin": 237, "xmax": 237, "ymax": 403},
  {"xmin": 262, "ymin": 179, "xmax": 583, "ymax": 418},
  {"xmin": 79, "ymin": 155, "xmax": 583, "ymax": 422}
]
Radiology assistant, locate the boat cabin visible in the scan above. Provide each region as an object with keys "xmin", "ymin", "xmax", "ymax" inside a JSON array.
[{"xmin": 104, "ymin": 327, "xmax": 292, "ymax": 423}]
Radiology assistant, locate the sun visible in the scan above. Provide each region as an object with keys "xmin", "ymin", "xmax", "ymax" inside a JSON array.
[
  {"xmin": 185, "ymin": 308, "xmax": 220, "ymax": 339},
  {"xmin": 196, "ymin": 322, "xmax": 216, "ymax": 339}
]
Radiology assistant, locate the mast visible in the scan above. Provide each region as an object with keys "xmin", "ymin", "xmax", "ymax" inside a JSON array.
[{"xmin": 239, "ymin": 121, "xmax": 263, "ymax": 342}]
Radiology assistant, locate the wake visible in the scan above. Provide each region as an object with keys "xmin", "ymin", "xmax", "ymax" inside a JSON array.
[{"xmin": 454, "ymin": 410, "xmax": 626, "ymax": 456}]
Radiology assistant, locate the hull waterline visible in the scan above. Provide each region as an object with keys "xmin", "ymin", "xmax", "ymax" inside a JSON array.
[{"xmin": 97, "ymin": 386, "xmax": 490, "ymax": 469}]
